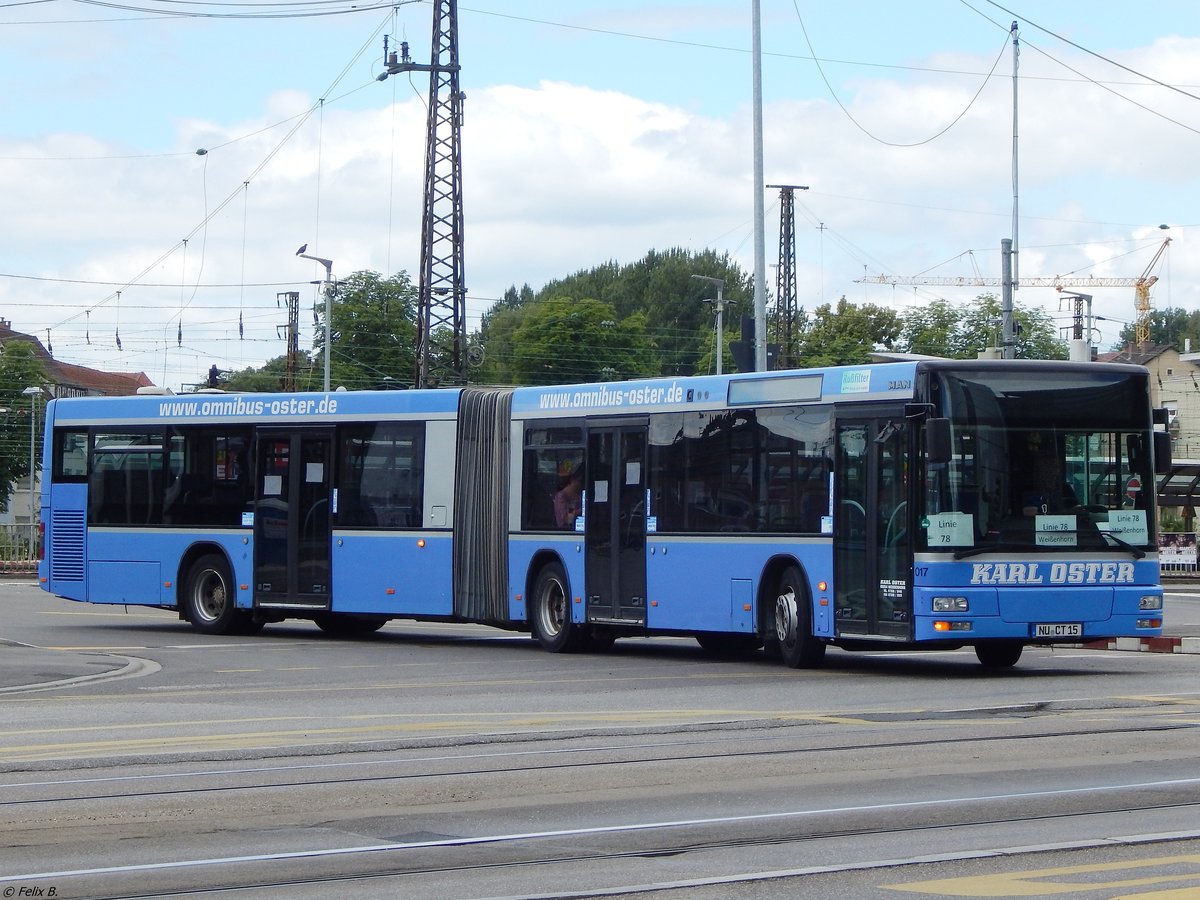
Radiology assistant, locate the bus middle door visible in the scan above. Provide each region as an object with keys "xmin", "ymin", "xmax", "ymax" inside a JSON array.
[
  {"xmin": 253, "ymin": 428, "xmax": 333, "ymax": 611},
  {"xmin": 833, "ymin": 412, "xmax": 912, "ymax": 639},
  {"xmin": 585, "ymin": 422, "xmax": 648, "ymax": 627}
]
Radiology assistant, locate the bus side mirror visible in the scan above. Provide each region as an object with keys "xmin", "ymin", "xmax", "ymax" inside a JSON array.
[
  {"xmin": 1153, "ymin": 430, "xmax": 1172, "ymax": 475},
  {"xmin": 927, "ymin": 418, "xmax": 952, "ymax": 464}
]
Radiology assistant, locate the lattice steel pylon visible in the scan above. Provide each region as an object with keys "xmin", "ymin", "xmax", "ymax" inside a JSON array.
[
  {"xmin": 767, "ymin": 184, "xmax": 805, "ymax": 368},
  {"xmin": 383, "ymin": 0, "xmax": 466, "ymax": 387}
]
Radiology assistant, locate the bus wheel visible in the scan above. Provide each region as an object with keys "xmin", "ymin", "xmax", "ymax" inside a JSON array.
[
  {"xmin": 774, "ymin": 565, "xmax": 826, "ymax": 669},
  {"xmin": 975, "ymin": 641, "xmax": 1023, "ymax": 668},
  {"xmin": 531, "ymin": 561, "xmax": 582, "ymax": 653},
  {"xmin": 184, "ymin": 554, "xmax": 242, "ymax": 635}
]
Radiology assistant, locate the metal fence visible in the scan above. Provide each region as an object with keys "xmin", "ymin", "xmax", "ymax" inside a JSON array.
[{"xmin": 0, "ymin": 523, "xmax": 38, "ymax": 573}]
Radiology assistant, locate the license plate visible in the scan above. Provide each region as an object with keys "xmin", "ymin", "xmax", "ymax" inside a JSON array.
[{"xmin": 1034, "ymin": 623, "xmax": 1082, "ymax": 638}]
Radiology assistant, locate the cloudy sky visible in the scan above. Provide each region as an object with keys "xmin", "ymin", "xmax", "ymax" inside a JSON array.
[{"xmin": 1, "ymin": 0, "xmax": 1197, "ymax": 390}]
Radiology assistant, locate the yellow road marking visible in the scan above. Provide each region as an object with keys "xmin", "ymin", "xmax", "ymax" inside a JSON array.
[
  {"xmin": 0, "ymin": 708, "xmax": 803, "ymax": 761},
  {"xmin": 885, "ymin": 854, "xmax": 1200, "ymax": 896}
]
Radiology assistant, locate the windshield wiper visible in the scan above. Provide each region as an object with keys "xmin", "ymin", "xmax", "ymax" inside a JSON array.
[
  {"xmin": 1100, "ymin": 531, "xmax": 1146, "ymax": 559},
  {"xmin": 952, "ymin": 542, "xmax": 1032, "ymax": 560}
]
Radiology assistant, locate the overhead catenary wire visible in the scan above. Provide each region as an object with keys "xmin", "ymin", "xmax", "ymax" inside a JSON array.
[
  {"xmin": 47, "ymin": 8, "xmax": 396, "ymax": 337},
  {"xmin": 6, "ymin": 3, "xmax": 1195, "ymax": 387},
  {"xmin": 791, "ymin": 2, "xmax": 1013, "ymax": 148}
]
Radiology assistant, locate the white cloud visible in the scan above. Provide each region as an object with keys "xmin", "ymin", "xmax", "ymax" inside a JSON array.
[{"xmin": 2, "ymin": 25, "xmax": 1198, "ymax": 388}]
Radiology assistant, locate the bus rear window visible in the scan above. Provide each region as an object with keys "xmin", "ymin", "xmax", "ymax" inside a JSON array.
[{"xmin": 54, "ymin": 430, "xmax": 88, "ymax": 481}]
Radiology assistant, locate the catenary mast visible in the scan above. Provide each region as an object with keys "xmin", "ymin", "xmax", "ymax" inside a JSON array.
[{"xmin": 383, "ymin": 0, "xmax": 466, "ymax": 387}]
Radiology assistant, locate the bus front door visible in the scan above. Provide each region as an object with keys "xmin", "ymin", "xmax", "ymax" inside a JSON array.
[
  {"xmin": 834, "ymin": 414, "xmax": 912, "ymax": 639},
  {"xmin": 253, "ymin": 429, "xmax": 333, "ymax": 611},
  {"xmin": 584, "ymin": 424, "xmax": 648, "ymax": 626}
]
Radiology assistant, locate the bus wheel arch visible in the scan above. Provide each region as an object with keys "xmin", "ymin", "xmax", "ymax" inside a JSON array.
[
  {"xmin": 762, "ymin": 558, "xmax": 826, "ymax": 669},
  {"xmin": 179, "ymin": 547, "xmax": 254, "ymax": 635},
  {"xmin": 528, "ymin": 555, "xmax": 584, "ymax": 653},
  {"xmin": 176, "ymin": 543, "xmax": 227, "ymax": 617}
]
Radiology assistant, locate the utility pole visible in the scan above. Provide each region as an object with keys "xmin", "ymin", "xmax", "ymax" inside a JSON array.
[
  {"xmin": 380, "ymin": 1, "xmax": 466, "ymax": 388},
  {"xmin": 277, "ymin": 291, "xmax": 300, "ymax": 391},
  {"xmin": 691, "ymin": 275, "xmax": 727, "ymax": 375},
  {"xmin": 750, "ymin": 0, "xmax": 767, "ymax": 373},
  {"xmin": 1003, "ymin": 20, "xmax": 1020, "ymax": 360},
  {"xmin": 767, "ymin": 184, "xmax": 807, "ymax": 368},
  {"xmin": 295, "ymin": 249, "xmax": 333, "ymax": 391},
  {"xmin": 1001, "ymin": 238, "xmax": 1016, "ymax": 358}
]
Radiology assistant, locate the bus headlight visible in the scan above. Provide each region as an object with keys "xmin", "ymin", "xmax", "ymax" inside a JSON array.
[
  {"xmin": 932, "ymin": 596, "xmax": 969, "ymax": 612},
  {"xmin": 1138, "ymin": 595, "xmax": 1162, "ymax": 610}
]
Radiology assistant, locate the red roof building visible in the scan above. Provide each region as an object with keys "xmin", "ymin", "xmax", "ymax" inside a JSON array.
[{"xmin": 0, "ymin": 317, "xmax": 153, "ymax": 396}]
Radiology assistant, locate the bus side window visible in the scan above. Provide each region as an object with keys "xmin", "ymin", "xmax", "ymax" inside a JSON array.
[{"xmin": 521, "ymin": 424, "xmax": 584, "ymax": 531}]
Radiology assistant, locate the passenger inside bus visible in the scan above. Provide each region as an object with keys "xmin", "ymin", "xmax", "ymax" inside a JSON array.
[{"xmin": 554, "ymin": 463, "xmax": 584, "ymax": 528}]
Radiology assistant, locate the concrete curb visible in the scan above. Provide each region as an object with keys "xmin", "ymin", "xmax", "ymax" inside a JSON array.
[{"xmin": 1079, "ymin": 636, "xmax": 1200, "ymax": 655}]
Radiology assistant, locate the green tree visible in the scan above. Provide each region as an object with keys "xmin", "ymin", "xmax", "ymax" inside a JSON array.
[
  {"xmin": 222, "ymin": 355, "xmax": 309, "ymax": 393},
  {"xmin": 794, "ymin": 298, "xmax": 901, "ymax": 366},
  {"xmin": 0, "ymin": 342, "xmax": 48, "ymax": 513},
  {"xmin": 217, "ymin": 270, "xmax": 419, "ymax": 392},
  {"xmin": 510, "ymin": 296, "xmax": 657, "ymax": 384},
  {"xmin": 484, "ymin": 248, "xmax": 754, "ymax": 379},
  {"xmin": 897, "ymin": 299, "xmax": 963, "ymax": 357},
  {"xmin": 474, "ymin": 285, "xmax": 532, "ymax": 384},
  {"xmin": 957, "ymin": 295, "xmax": 1067, "ymax": 359},
  {"xmin": 1113, "ymin": 306, "xmax": 1200, "ymax": 351},
  {"xmin": 692, "ymin": 322, "xmax": 740, "ymax": 376},
  {"xmin": 320, "ymin": 270, "xmax": 419, "ymax": 390},
  {"xmin": 897, "ymin": 294, "xmax": 1068, "ymax": 359}
]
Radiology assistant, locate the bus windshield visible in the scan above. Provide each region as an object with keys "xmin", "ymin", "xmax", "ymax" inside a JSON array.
[{"xmin": 921, "ymin": 368, "xmax": 1155, "ymax": 554}]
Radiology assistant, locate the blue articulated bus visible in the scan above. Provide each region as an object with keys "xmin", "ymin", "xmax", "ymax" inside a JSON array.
[{"xmin": 38, "ymin": 358, "xmax": 1169, "ymax": 668}]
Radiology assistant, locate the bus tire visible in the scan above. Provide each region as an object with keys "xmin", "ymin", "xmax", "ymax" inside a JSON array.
[
  {"xmin": 183, "ymin": 553, "xmax": 243, "ymax": 635},
  {"xmin": 975, "ymin": 641, "xmax": 1023, "ymax": 668},
  {"xmin": 774, "ymin": 565, "xmax": 826, "ymax": 669},
  {"xmin": 531, "ymin": 561, "xmax": 583, "ymax": 653}
]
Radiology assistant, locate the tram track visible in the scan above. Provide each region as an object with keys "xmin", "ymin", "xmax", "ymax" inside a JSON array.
[
  {"xmin": 2, "ymin": 714, "xmax": 1197, "ymax": 809},
  {"xmin": 6, "ymin": 782, "xmax": 1200, "ymax": 900}
]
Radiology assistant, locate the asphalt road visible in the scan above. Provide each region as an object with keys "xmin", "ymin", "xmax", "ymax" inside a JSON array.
[{"xmin": 1, "ymin": 581, "xmax": 1199, "ymax": 899}]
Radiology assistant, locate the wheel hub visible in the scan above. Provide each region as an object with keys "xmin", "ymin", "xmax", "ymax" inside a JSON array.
[{"xmin": 775, "ymin": 589, "xmax": 798, "ymax": 645}]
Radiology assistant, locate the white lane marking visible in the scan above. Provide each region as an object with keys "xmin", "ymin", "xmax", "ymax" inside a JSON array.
[{"xmin": 5, "ymin": 775, "xmax": 1200, "ymax": 882}]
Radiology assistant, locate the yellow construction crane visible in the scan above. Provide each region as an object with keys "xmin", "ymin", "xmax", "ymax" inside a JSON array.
[
  {"xmin": 1135, "ymin": 238, "xmax": 1171, "ymax": 345},
  {"xmin": 857, "ymin": 273, "xmax": 1141, "ymax": 288},
  {"xmin": 857, "ymin": 238, "xmax": 1172, "ymax": 346}
]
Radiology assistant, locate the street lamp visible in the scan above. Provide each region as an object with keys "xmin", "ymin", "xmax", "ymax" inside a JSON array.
[
  {"xmin": 691, "ymin": 275, "xmax": 728, "ymax": 375},
  {"xmin": 22, "ymin": 386, "xmax": 44, "ymax": 556},
  {"xmin": 295, "ymin": 245, "xmax": 334, "ymax": 392}
]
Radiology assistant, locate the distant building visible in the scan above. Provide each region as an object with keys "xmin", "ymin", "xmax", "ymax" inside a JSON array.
[
  {"xmin": 0, "ymin": 318, "xmax": 153, "ymax": 398},
  {"xmin": 1098, "ymin": 343, "xmax": 1200, "ymax": 458},
  {"xmin": 0, "ymin": 318, "xmax": 154, "ymax": 525}
]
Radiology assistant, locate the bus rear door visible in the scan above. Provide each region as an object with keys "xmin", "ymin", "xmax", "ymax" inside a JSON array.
[
  {"xmin": 834, "ymin": 411, "xmax": 912, "ymax": 639},
  {"xmin": 585, "ymin": 422, "xmax": 648, "ymax": 627},
  {"xmin": 253, "ymin": 428, "xmax": 333, "ymax": 611}
]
